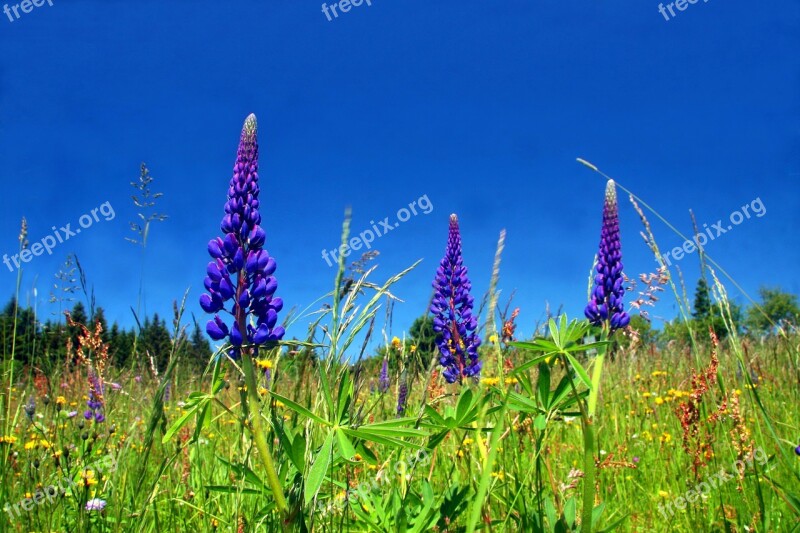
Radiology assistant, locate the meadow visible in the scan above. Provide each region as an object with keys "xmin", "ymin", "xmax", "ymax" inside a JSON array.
[{"xmin": 0, "ymin": 115, "xmax": 798, "ymax": 533}]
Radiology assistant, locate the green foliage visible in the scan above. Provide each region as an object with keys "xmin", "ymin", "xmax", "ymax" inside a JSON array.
[{"xmin": 746, "ymin": 286, "xmax": 800, "ymax": 333}]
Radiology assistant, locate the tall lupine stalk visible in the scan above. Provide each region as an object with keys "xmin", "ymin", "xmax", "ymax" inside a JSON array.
[
  {"xmin": 200, "ymin": 114, "xmax": 287, "ymax": 513},
  {"xmin": 584, "ymin": 179, "xmax": 630, "ymax": 333},
  {"xmin": 430, "ymin": 214, "xmax": 481, "ymax": 384},
  {"xmin": 579, "ymin": 179, "xmax": 629, "ymax": 533}
]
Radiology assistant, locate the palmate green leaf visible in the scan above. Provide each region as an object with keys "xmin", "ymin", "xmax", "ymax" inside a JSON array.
[
  {"xmin": 423, "ymin": 404, "xmax": 447, "ymax": 427},
  {"xmin": 343, "ymin": 428, "xmax": 424, "ymax": 449},
  {"xmin": 537, "ymin": 362, "xmax": 551, "ymax": 407},
  {"xmin": 456, "ymin": 389, "xmax": 474, "ymax": 422},
  {"xmin": 305, "ymin": 430, "xmax": 334, "ymax": 505},
  {"xmin": 337, "ymin": 369, "xmax": 352, "ymax": 424},
  {"xmin": 507, "ymin": 390, "xmax": 544, "ymax": 415},
  {"xmin": 508, "ymin": 339, "xmax": 559, "ymax": 353},
  {"xmin": 563, "ymin": 353, "xmax": 592, "ymax": 388},
  {"xmin": 317, "ymin": 362, "xmax": 335, "ymax": 418},
  {"xmin": 348, "ymin": 422, "xmax": 428, "ymax": 439},
  {"xmin": 336, "ymin": 428, "xmax": 357, "ymax": 462},
  {"xmin": 269, "ymin": 391, "xmax": 330, "ymax": 426}
]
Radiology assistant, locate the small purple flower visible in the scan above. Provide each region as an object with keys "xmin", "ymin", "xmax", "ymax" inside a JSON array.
[
  {"xmin": 379, "ymin": 358, "xmax": 390, "ymax": 393},
  {"xmin": 134, "ymin": 375, "xmax": 142, "ymax": 384},
  {"xmin": 201, "ymin": 114, "xmax": 285, "ymax": 358},
  {"xmin": 430, "ymin": 214, "xmax": 481, "ymax": 383},
  {"xmin": 85, "ymin": 498, "xmax": 106, "ymax": 512},
  {"xmin": 66, "ymin": 411, "xmax": 78, "ymax": 418},
  {"xmin": 396, "ymin": 373, "xmax": 408, "ymax": 415},
  {"xmin": 585, "ymin": 180, "xmax": 630, "ymax": 331},
  {"xmin": 632, "ymin": 456, "xmax": 640, "ymax": 464},
  {"xmin": 795, "ymin": 444, "xmax": 800, "ymax": 456}
]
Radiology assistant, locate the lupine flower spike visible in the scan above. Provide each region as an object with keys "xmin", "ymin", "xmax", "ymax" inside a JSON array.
[
  {"xmin": 431, "ymin": 214, "xmax": 481, "ymax": 383},
  {"xmin": 379, "ymin": 358, "xmax": 390, "ymax": 393},
  {"xmin": 201, "ymin": 114, "xmax": 285, "ymax": 356},
  {"xmin": 585, "ymin": 180, "xmax": 630, "ymax": 331},
  {"xmin": 396, "ymin": 371, "xmax": 409, "ymax": 415}
]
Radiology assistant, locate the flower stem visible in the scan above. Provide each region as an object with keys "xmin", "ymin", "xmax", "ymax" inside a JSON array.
[{"xmin": 241, "ymin": 348, "xmax": 288, "ymax": 514}]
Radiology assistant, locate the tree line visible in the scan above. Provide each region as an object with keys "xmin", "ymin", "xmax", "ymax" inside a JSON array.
[{"xmin": 0, "ymin": 298, "xmax": 213, "ymax": 374}]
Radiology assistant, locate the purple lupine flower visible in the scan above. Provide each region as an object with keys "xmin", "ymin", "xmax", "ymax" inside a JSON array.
[
  {"xmin": 85, "ymin": 498, "xmax": 106, "ymax": 512},
  {"xmin": 430, "ymin": 214, "xmax": 481, "ymax": 384},
  {"xmin": 200, "ymin": 114, "xmax": 285, "ymax": 358},
  {"xmin": 584, "ymin": 180, "xmax": 630, "ymax": 331},
  {"xmin": 795, "ymin": 444, "xmax": 800, "ymax": 456},
  {"xmin": 379, "ymin": 358, "xmax": 390, "ymax": 393},
  {"xmin": 396, "ymin": 372, "xmax": 408, "ymax": 415}
]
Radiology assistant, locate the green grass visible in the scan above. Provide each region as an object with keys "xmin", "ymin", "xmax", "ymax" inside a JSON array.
[{"xmin": 0, "ymin": 316, "xmax": 797, "ymax": 532}]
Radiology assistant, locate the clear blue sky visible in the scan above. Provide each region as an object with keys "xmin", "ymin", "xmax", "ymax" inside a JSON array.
[{"xmin": 0, "ymin": 1, "xmax": 797, "ymax": 352}]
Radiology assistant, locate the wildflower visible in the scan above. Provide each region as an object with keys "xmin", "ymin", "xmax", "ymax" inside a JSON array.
[
  {"xmin": 256, "ymin": 359, "xmax": 273, "ymax": 371},
  {"xmin": 55, "ymin": 396, "xmax": 66, "ymax": 406},
  {"xmin": 658, "ymin": 490, "xmax": 669, "ymax": 498},
  {"xmin": 502, "ymin": 307, "xmax": 520, "ymax": 343},
  {"xmin": 391, "ymin": 337, "xmax": 402, "ymax": 350},
  {"xmin": 409, "ymin": 344, "xmax": 417, "ymax": 353},
  {"xmin": 24, "ymin": 397, "xmax": 35, "ymax": 420},
  {"xmin": 85, "ymin": 498, "xmax": 106, "ymax": 512},
  {"xmin": 80, "ymin": 468, "xmax": 98, "ymax": 488},
  {"xmin": 481, "ymin": 377, "xmax": 500, "ymax": 387},
  {"xmin": 632, "ymin": 456, "xmax": 640, "ymax": 463},
  {"xmin": 584, "ymin": 180, "xmax": 630, "ymax": 331},
  {"xmin": 489, "ymin": 334, "xmax": 498, "ymax": 344},
  {"xmin": 201, "ymin": 114, "xmax": 285, "ymax": 357},
  {"xmin": 396, "ymin": 372, "xmax": 408, "ymax": 415},
  {"xmin": 795, "ymin": 445, "xmax": 800, "ymax": 456},
  {"xmin": 430, "ymin": 214, "xmax": 481, "ymax": 383},
  {"xmin": 379, "ymin": 358, "xmax": 390, "ymax": 393},
  {"xmin": 84, "ymin": 371, "xmax": 105, "ymax": 424},
  {"xmin": 24, "ymin": 440, "xmax": 37, "ymax": 451}
]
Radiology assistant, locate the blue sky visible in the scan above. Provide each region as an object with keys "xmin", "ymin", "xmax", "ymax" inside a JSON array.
[{"xmin": 0, "ymin": 1, "xmax": 797, "ymax": 352}]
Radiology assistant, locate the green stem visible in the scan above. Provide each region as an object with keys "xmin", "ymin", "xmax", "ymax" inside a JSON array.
[
  {"xmin": 580, "ymin": 415, "xmax": 596, "ymax": 533},
  {"xmin": 241, "ymin": 349, "xmax": 288, "ymax": 514},
  {"xmin": 563, "ymin": 351, "xmax": 596, "ymax": 533}
]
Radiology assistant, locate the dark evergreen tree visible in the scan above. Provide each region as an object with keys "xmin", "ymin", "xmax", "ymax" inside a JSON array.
[{"xmin": 692, "ymin": 278, "xmax": 711, "ymax": 320}]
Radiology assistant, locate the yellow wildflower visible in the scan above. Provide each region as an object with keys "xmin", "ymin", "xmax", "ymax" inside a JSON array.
[{"xmin": 391, "ymin": 337, "xmax": 401, "ymax": 349}]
